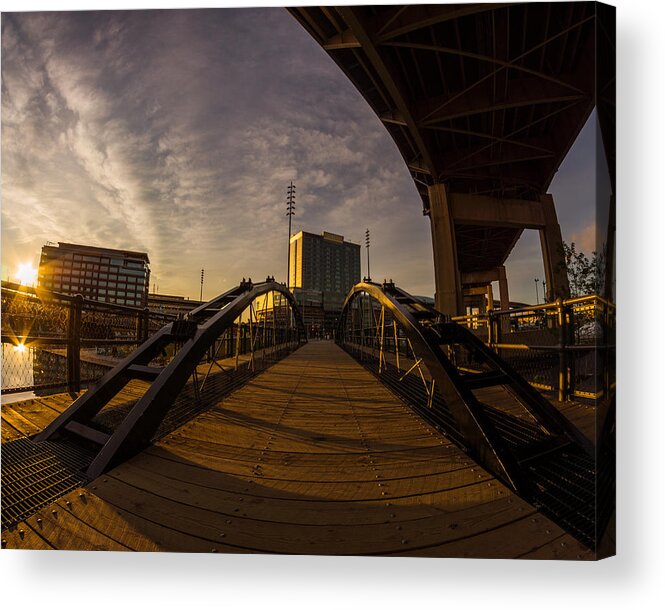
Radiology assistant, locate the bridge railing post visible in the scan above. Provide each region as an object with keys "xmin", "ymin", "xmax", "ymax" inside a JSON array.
[
  {"xmin": 557, "ymin": 298, "xmax": 569, "ymax": 402},
  {"xmin": 141, "ymin": 308, "xmax": 150, "ymax": 343},
  {"xmin": 67, "ymin": 294, "xmax": 83, "ymax": 393}
]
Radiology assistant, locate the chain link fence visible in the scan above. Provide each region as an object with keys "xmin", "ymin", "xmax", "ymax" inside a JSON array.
[{"xmin": 1, "ymin": 281, "xmax": 175, "ymax": 395}]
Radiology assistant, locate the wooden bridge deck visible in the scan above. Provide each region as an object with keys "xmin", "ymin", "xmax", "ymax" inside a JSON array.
[{"xmin": 1, "ymin": 341, "xmax": 593, "ymax": 558}]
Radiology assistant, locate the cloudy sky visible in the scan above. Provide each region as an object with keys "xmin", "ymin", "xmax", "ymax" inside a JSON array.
[{"xmin": 1, "ymin": 8, "xmax": 606, "ymax": 303}]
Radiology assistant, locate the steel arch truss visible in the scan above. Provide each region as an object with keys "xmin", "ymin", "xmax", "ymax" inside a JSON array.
[
  {"xmin": 37, "ymin": 279, "xmax": 306, "ymax": 479},
  {"xmin": 338, "ymin": 281, "xmax": 606, "ymax": 549}
]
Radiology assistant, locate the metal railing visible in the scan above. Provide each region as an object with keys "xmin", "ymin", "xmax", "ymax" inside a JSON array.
[
  {"xmin": 451, "ymin": 294, "xmax": 615, "ymax": 401},
  {"xmin": 1, "ymin": 281, "xmax": 176, "ymax": 394}
]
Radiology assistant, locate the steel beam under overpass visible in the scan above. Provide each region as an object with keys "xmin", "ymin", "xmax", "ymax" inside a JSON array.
[{"xmin": 429, "ymin": 183, "xmax": 568, "ymax": 315}]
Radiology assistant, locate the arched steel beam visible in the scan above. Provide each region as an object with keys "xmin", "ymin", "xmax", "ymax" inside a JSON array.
[
  {"xmin": 338, "ymin": 281, "xmax": 592, "ymax": 497},
  {"xmin": 37, "ymin": 280, "xmax": 306, "ymax": 478}
]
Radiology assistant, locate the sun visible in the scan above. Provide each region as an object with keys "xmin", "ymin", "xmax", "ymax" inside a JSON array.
[{"xmin": 15, "ymin": 263, "xmax": 38, "ymax": 286}]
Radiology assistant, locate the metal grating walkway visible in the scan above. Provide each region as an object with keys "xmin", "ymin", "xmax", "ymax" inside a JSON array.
[{"xmin": 1, "ymin": 437, "xmax": 94, "ymax": 529}]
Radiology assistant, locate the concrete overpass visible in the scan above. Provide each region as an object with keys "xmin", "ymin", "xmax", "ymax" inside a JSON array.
[{"xmin": 289, "ymin": 3, "xmax": 615, "ymax": 313}]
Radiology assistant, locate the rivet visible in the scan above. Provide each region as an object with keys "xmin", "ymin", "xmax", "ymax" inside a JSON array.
[
  {"xmin": 36, "ymin": 518, "xmax": 42, "ymax": 524},
  {"xmin": 546, "ymin": 529, "xmax": 551, "ymax": 534},
  {"xmin": 560, "ymin": 542, "xmax": 566, "ymax": 547},
  {"xmin": 220, "ymin": 533, "xmax": 226, "ymax": 538},
  {"xmin": 51, "ymin": 510, "xmax": 57, "ymax": 516},
  {"xmin": 211, "ymin": 548, "xmax": 218, "ymax": 553},
  {"xmin": 226, "ymin": 520, "xmax": 232, "ymax": 524},
  {"xmin": 66, "ymin": 500, "xmax": 72, "ymax": 506},
  {"xmin": 401, "ymin": 539, "xmax": 408, "ymax": 545},
  {"xmin": 396, "ymin": 526, "xmax": 402, "ymax": 531}
]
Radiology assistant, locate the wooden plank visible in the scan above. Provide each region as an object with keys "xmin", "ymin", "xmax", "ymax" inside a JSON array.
[
  {"xmin": 52, "ymin": 489, "xmax": 163, "ymax": 552},
  {"xmin": 1, "ymin": 414, "xmax": 26, "ymax": 442},
  {"xmin": 23, "ymin": 500, "xmax": 131, "ymax": 552},
  {"xmin": 2, "ymin": 341, "xmax": 596, "ymax": 558},
  {"xmin": 1, "ymin": 523, "xmax": 54, "ymax": 550},
  {"xmin": 1, "ymin": 403, "xmax": 42, "ymax": 437}
]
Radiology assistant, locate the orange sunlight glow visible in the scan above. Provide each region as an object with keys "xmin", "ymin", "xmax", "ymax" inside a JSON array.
[
  {"xmin": 15, "ymin": 263, "xmax": 38, "ymax": 286},
  {"xmin": 13, "ymin": 343, "xmax": 26, "ymax": 353}
]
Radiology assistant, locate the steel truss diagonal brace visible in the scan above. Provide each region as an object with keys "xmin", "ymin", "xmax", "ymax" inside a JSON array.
[
  {"xmin": 337, "ymin": 281, "xmax": 592, "ymax": 497},
  {"xmin": 36, "ymin": 280, "xmax": 306, "ymax": 479}
]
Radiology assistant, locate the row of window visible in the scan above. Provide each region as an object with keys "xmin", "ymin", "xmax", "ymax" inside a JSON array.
[
  {"xmin": 41, "ymin": 270, "xmax": 147, "ymax": 283},
  {"xmin": 41, "ymin": 279, "xmax": 146, "ymax": 299},
  {"xmin": 42, "ymin": 263, "xmax": 147, "ymax": 279}
]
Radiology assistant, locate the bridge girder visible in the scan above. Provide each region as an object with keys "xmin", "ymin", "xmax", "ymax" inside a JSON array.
[{"xmin": 289, "ymin": 3, "xmax": 609, "ymax": 312}]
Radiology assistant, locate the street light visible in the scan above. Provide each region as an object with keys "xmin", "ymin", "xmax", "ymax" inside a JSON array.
[
  {"xmin": 534, "ymin": 278, "xmax": 540, "ymax": 304},
  {"xmin": 200, "ymin": 269, "xmax": 205, "ymax": 302},
  {"xmin": 365, "ymin": 228, "xmax": 371, "ymax": 281},
  {"xmin": 286, "ymin": 182, "xmax": 296, "ymax": 290}
]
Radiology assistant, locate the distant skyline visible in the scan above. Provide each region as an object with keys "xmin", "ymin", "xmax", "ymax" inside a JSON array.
[{"xmin": 1, "ymin": 8, "xmax": 608, "ymax": 303}]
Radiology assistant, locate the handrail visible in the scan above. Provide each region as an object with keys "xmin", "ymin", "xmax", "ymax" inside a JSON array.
[
  {"xmin": 451, "ymin": 293, "xmax": 615, "ymax": 322},
  {"xmin": 37, "ymin": 279, "xmax": 306, "ymax": 478},
  {"xmin": 338, "ymin": 281, "xmax": 594, "ymax": 497}
]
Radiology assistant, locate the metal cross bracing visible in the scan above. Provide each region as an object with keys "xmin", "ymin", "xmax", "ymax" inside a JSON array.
[
  {"xmin": 289, "ymin": 3, "xmax": 599, "ymax": 205},
  {"xmin": 337, "ymin": 280, "xmax": 613, "ymax": 550},
  {"xmin": 34, "ymin": 278, "xmax": 307, "ymax": 481}
]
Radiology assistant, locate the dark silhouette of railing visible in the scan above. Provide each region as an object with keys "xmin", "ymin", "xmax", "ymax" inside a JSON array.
[
  {"xmin": 451, "ymin": 295, "xmax": 615, "ymax": 401},
  {"xmin": 1, "ymin": 281, "xmax": 176, "ymax": 394},
  {"xmin": 336, "ymin": 281, "xmax": 613, "ymax": 550},
  {"xmin": 35, "ymin": 278, "xmax": 306, "ymax": 478}
]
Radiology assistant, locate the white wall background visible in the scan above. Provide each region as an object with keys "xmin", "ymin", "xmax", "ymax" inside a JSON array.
[{"xmin": 0, "ymin": 1, "xmax": 662, "ymax": 609}]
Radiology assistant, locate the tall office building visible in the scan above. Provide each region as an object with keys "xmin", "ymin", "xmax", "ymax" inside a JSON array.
[
  {"xmin": 38, "ymin": 242, "xmax": 150, "ymax": 307},
  {"xmin": 289, "ymin": 231, "xmax": 361, "ymax": 335}
]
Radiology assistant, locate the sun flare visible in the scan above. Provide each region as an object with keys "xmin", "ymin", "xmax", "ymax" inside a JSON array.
[{"xmin": 15, "ymin": 263, "xmax": 38, "ymax": 286}]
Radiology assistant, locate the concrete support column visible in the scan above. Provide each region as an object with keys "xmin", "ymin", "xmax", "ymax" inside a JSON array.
[
  {"xmin": 428, "ymin": 183, "xmax": 463, "ymax": 315},
  {"xmin": 497, "ymin": 266, "xmax": 510, "ymax": 310},
  {"xmin": 539, "ymin": 194, "xmax": 570, "ymax": 301},
  {"xmin": 604, "ymin": 194, "xmax": 615, "ymax": 301}
]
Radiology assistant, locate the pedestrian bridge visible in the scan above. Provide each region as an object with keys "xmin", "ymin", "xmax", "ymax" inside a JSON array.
[
  {"xmin": 3, "ymin": 341, "xmax": 604, "ymax": 558},
  {"xmin": 1, "ymin": 279, "xmax": 613, "ymax": 558}
]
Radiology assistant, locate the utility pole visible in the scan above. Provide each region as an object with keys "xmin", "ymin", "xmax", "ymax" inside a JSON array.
[
  {"xmin": 286, "ymin": 182, "xmax": 296, "ymax": 290},
  {"xmin": 542, "ymin": 280, "xmax": 547, "ymax": 303},
  {"xmin": 365, "ymin": 228, "xmax": 371, "ymax": 281},
  {"xmin": 200, "ymin": 268, "xmax": 205, "ymax": 302},
  {"xmin": 534, "ymin": 278, "xmax": 540, "ymax": 304}
]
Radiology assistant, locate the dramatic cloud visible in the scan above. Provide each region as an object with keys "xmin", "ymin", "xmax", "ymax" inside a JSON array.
[{"xmin": 2, "ymin": 8, "xmax": 599, "ymax": 303}]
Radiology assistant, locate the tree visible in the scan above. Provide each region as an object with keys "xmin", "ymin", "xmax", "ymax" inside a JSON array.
[{"xmin": 562, "ymin": 242, "xmax": 604, "ymax": 297}]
